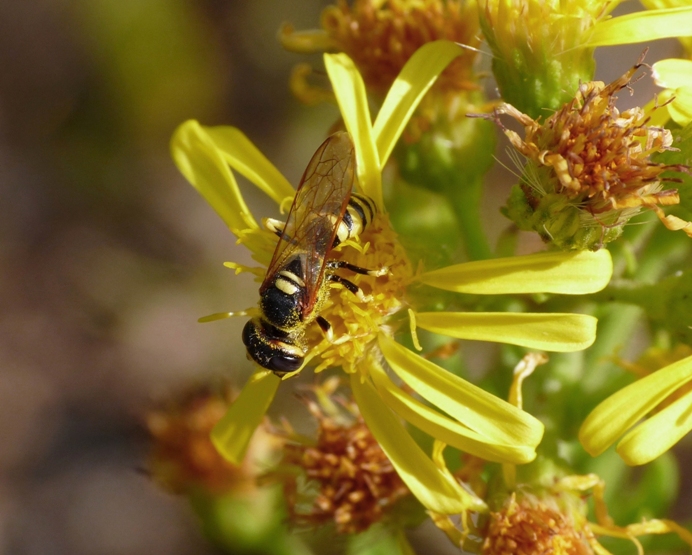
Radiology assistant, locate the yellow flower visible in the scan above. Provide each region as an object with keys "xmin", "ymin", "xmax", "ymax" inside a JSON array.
[
  {"xmin": 488, "ymin": 60, "xmax": 692, "ymax": 250},
  {"xmin": 171, "ymin": 41, "xmax": 613, "ymax": 515},
  {"xmin": 478, "ymin": 0, "xmax": 692, "ymax": 117},
  {"xmin": 580, "ymin": 351, "xmax": 692, "ymax": 466},
  {"xmin": 651, "ymin": 58, "xmax": 692, "ymax": 128},
  {"xmin": 435, "ymin": 354, "xmax": 692, "ymax": 554},
  {"xmin": 280, "ymin": 0, "xmax": 481, "ymax": 99}
]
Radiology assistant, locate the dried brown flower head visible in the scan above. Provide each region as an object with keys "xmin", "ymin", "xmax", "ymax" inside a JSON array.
[
  {"xmin": 146, "ymin": 384, "xmax": 254, "ymax": 495},
  {"xmin": 270, "ymin": 379, "xmax": 410, "ymax": 534},
  {"xmin": 493, "ymin": 56, "xmax": 691, "ymax": 249},
  {"xmin": 483, "ymin": 493, "xmax": 594, "ymax": 555}
]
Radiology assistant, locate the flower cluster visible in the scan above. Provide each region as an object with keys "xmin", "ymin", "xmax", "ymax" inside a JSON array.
[{"xmin": 156, "ymin": 0, "xmax": 692, "ymax": 552}]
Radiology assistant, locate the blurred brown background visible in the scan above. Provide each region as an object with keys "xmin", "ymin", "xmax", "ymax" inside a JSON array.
[
  {"xmin": 0, "ymin": 1, "xmax": 685, "ymax": 554},
  {"xmin": 0, "ymin": 1, "xmax": 337, "ymax": 553}
]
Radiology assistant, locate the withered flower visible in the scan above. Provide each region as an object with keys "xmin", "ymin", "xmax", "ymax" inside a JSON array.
[
  {"xmin": 268, "ymin": 379, "xmax": 411, "ymax": 534},
  {"xmin": 489, "ymin": 57, "xmax": 691, "ymax": 250}
]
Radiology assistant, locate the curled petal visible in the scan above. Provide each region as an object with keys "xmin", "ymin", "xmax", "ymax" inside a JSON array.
[
  {"xmin": 370, "ymin": 362, "xmax": 537, "ymax": 464},
  {"xmin": 373, "ymin": 40, "xmax": 463, "ymax": 168},
  {"xmin": 211, "ymin": 369, "xmax": 280, "ymax": 464},
  {"xmin": 415, "ymin": 312, "xmax": 598, "ymax": 352},
  {"xmin": 324, "ymin": 53, "xmax": 383, "ymax": 210},
  {"xmin": 579, "ymin": 355, "xmax": 692, "ymax": 457},
  {"xmin": 418, "ymin": 250, "xmax": 612, "ymax": 295},
  {"xmin": 617, "ymin": 391, "xmax": 692, "ymax": 465},
  {"xmin": 652, "ymin": 59, "xmax": 692, "ymax": 89},
  {"xmin": 379, "ymin": 334, "xmax": 544, "ymax": 448},
  {"xmin": 350, "ymin": 372, "xmax": 483, "ymax": 514},
  {"xmin": 586, "ymin": 7, "xmax": 692, "ymax": 46},
  {"xmin": 171, "ymin": 120, "xmax": 258, "ymax": 230},
  {"xmin": 197, "ymin": 125, "xmax": 295, "ymax": 204}
]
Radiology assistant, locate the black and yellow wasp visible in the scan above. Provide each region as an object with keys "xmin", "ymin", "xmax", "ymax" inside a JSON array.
[{"xmin": 242, "ymin": 131, "xmax": 381, "ymax": 376}]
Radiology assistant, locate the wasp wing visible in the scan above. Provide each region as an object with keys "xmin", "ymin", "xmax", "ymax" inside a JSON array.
[{"xmin": 260, "ymin": 132, "xmax": 355, "ymax": 320}]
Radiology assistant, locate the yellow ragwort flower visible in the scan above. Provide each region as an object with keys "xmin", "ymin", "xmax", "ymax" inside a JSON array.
[
  {"xmin": 479, "ymin": 0, "xmax": 692, "ymax": 117},
  {"xmin": 280, "ymin": 0, "xmax": 481, "ymax": 99},
  {"xmin": 580, "ymin": 350, "xmax": 692, "ymax": 466},
  {"xmin": 491, "ymin": 59, "xmax": 691, "ymax": 250},
  {"xmin": 171, "ymin": 41, "xmax": 613, "ymax": 515},
  {"xmin": 436, "ymin": 354, "xmax": 692, "ymax": 554}
]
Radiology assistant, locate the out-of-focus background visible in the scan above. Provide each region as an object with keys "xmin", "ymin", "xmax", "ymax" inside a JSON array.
[{"xmin": 0, "ymin": 1, "xmax": 686, "ymax": 554}]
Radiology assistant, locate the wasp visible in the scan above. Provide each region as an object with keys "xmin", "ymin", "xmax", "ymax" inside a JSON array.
[{"xmin": 242, "ymin": 132, "xmax": 382, "ymax": 376}]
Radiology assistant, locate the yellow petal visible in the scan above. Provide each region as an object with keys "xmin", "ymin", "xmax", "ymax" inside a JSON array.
[
  {"xmin": 418, "ymin": 250, "xmax": 612, "ymax": 294},
  {"xmin": 616, "ymin": 391, "xmax": 692, "ymax": 465},
  {"xmin": 668, "ymin": 89, "xmax": 692, "ymax": 126},
  {"xmin": 373, "ymin": 41, "xmax": 462, "ymax": 168},
  {"xmin": 586, "ymin": 7, "xmax": 692, "ymax": 46},
  {"xmin": 369, "ymin": 362, "xmax": 537, "ymax": 464},
  {"xmin": 350, "ymin": 372, "xmax": 479, "ymax": 514},
  {"xmin": 652, "ymin": 59, "xmax": 692, "ymax": 89},
  {"xmin": 210, "ymin": 369, "xmax": 280, "ymax": 464},
  {"xmin": 171, "ymin": 120, "xmax": 258, "ymax": 230},
  {"xmin": 199, "ymin": 125, "xmax": 294, "ymax": 204},
  {"xmin": 579, "ymin": 355, "xmax": 692, "ymax": 457},
  {"xmin": 278, "ymin": 23, "xmax": 335, "ymax": 53},
  {"xmin": 324, "ymin": 53, "xmax": 383, "ymax": 210},
  {"xmin": 415, "ymin": 312, "xmax": 598, "ymax": 352},
  {"xmin": 379, "ymin": 334, "xmax": 544, "ymax": 447}
]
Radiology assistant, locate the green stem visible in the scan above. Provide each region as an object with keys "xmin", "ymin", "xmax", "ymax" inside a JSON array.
[{"xmin": 448, "ymin": 175, "xmax": 493, "ymax": 261}]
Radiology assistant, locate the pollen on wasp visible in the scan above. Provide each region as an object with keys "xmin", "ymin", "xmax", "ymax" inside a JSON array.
[{"xmin": 266, "ymin": 380, "xmax": 410, "ymax": 534}]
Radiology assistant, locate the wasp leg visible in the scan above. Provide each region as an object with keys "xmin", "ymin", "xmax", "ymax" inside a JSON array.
[
  {"xmin": 326, "ymin": 259, "xmax": 388, "ymax": 277},
  {"xmin": 327, "ymin": 273, "xmax": 372, "ymax": 302},
  {"xmin": 263, "ymin": 218, "xmax": 285, "ymax": 238},
  {"xmin": 316, "ymin": 315, "xmax": 334, "ymax": 342},
  {"xmin": 315, "ymin": 315, "xmax": 363, "ymax": 346}
]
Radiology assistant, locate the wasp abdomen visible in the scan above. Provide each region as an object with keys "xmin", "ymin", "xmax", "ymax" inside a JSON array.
[
  {"xmin": 242, "ymin": 318, "xmax": 305, "ymax": 375},
  {"xmin": 332, "ymin": 193, "xmax": 377, "ymax": 247}
]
